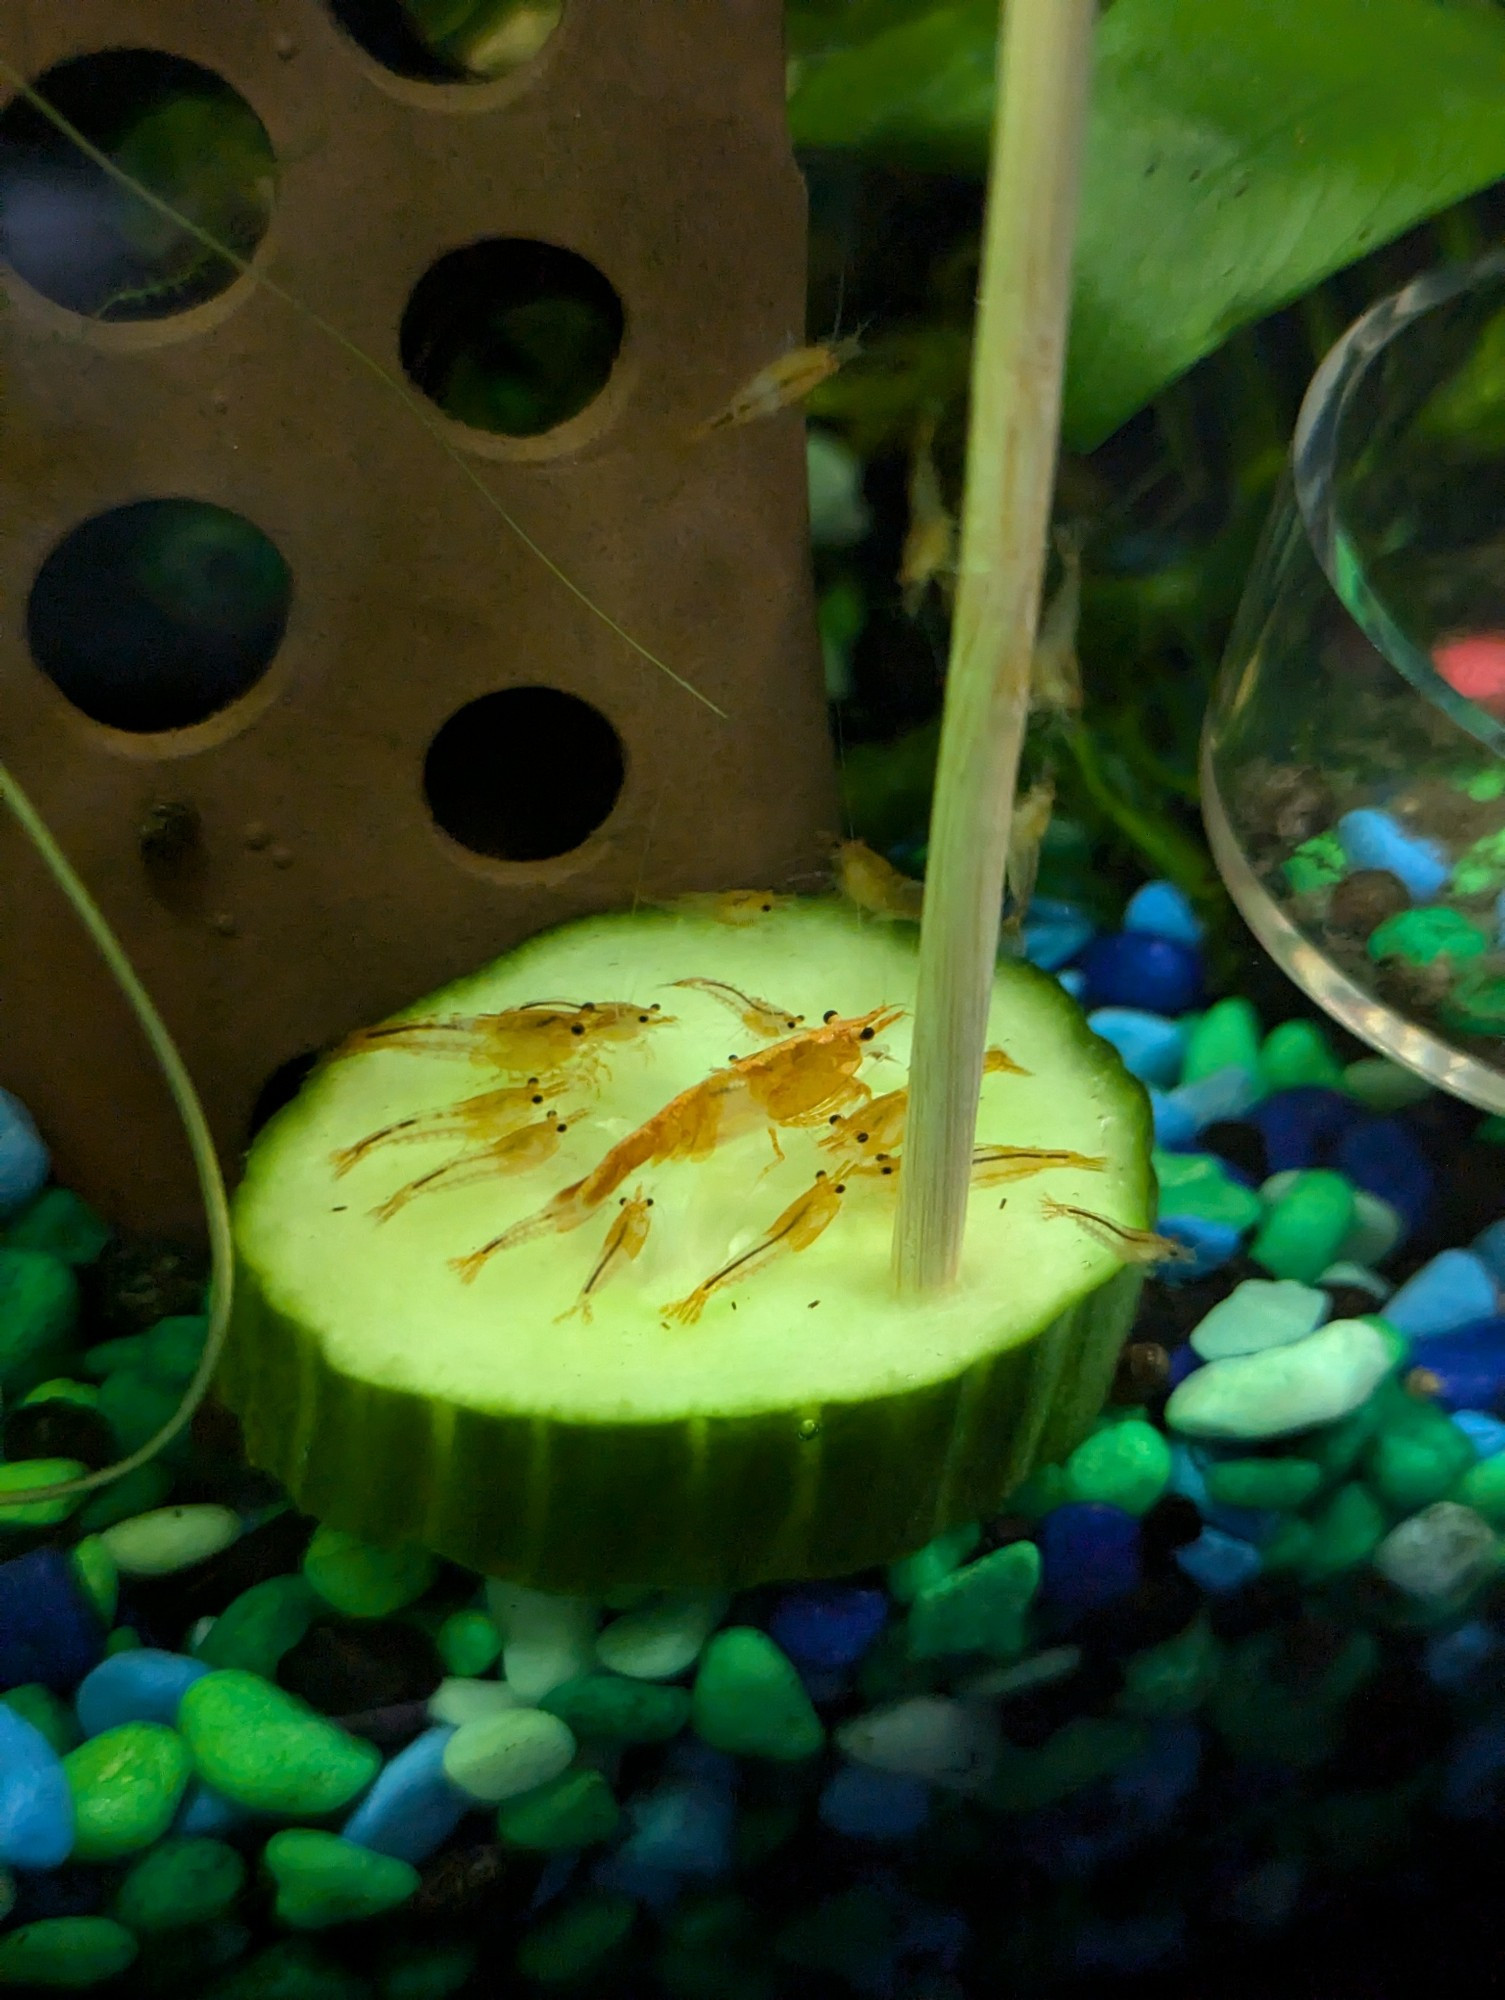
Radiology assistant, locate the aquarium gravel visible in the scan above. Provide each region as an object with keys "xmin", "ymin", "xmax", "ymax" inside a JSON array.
[{"xmin": 1, "ymin": 878, "xmax": 1504, "ymax": 1996}]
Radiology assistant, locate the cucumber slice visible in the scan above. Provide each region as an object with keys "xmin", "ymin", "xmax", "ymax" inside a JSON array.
[{"xmin": 224, "ymin": 902, "xmax": 1152, "ymax": 1590}]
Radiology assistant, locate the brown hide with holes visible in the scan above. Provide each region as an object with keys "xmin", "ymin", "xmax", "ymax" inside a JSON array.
[{"xmin": 0, "ymin": 0, "xmax": 835, "ymax": 1237}]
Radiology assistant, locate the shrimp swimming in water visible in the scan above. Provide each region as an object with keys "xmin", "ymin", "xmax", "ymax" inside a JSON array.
[
  {"xmin": 662, "ymin": 890, "xmax": 793, "ymax": 926},
  {"xmin": 899, "ymin": 413, "xmax": 956, "ymax": 618},
  {"xmin": 833, "ymin": 839, "xmax": 925, "ymax": 923},
  {"xmin": 372, "ymin": 1116, "xmax": 571, "ymax": 1224},
  {"xmin": 692, "ymin": 334, "xmax": 862, "ymax": 438},
  {"xmin": 1039, "ymin": 1199, "xmax": 1193, "ymax": 1265},
  {"xmin": 330, "ymin": 1000, "xmax": 671, "ymax": 1078},
  {"xmin": 330, "ymin": 1075, "xmax": 575, "ymax": 1178},
  {"xmin": 1030, "ymin": 526, "xmax": 1085, "ymax": 719},
  {"xmin": 1001, "ymin": 777, "xmax": 1056, "ymax": 940},
  {"xmin": 556, "ymin": 1190, "xmax": 654, "ymax": 1324},
  {"xmin": 670, "ymin": 978, "xmax": 804, "ymax": 1040},
  {"xmin": 970, "ymin": 1145, "xmax": 1107, "ymax": 1190}
]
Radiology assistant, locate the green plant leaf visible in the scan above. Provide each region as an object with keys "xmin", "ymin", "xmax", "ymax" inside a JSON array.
[{"xmin": 789, "ymin": 0, "xmax": 1505, "ymax": 447}]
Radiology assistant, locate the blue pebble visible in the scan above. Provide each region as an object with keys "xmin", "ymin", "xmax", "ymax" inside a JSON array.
[
  {"xmin": 1150, "ymin": 1090, "xmax": 1197, "ymax": 1150},
  {"xmin": 1111, "ymin": 1720, "xmax": 1202, "ymax": 1824},
  {"xmin": 1473, "ymin": 1219, "xmax": 1505, "ymax": 1287},
  {"xmin": 1037, "ymin": 1503, "xmax": 1141, "ymax": 1614},
  {"xmin": 0, "ymin": 1549, "xmax": 105, "ymax": 1695},
  {"xmin": 343, "ymin": 1725, "xmax": 465, "ymax": 1863},
  {"xmin": 618, "ymin": 1781, "xmax": 734, "ymax": 1878},
  {"xmin": 1022, "ymin": 900, "xmax": 1095, "ymax": 972},
  {"xmin": 1088, "ymin": 1009, "xmax": 1187, "ymax": 1088},
  {"xmin": 1157, "ymin": 1216, "xmax": 1243, "ymax": 1281},
  {"xmin": 1424, "ymin": 1620, "xmax": 1500, "ymax": 1692},
  {"xmin": 529, "ymin": 1851, "xmax": 580, "ymax": 1913},
  {"xmin": 1168, "ymin": 1443, "xmax": 1209, "ymax": 1510},
  {"xmin": 1079, "ymin": 933, "xmax": 1204, "ymax": 1016},
  {"xmin": 1331, "ymin": 1117, "xmax": 1433, "ymax": 1235},
  {"xmin": 1384, "ymin": 1252, "xmax": 1497, "ymax": 1339},
  {"xmin": 1451, "ymin": 1409, "xmax": 1505, "ymax": 1458},
  {"xmin": 1057, "ymin": 968, "xmax": 1087, "ymax": 1001},
  {"xmin": 1124, "ymin": 880, "xmax": 1204, "ymax": 949},
  {"xmin": 1161, "ymin": 1067, "xmax": 1260, "ymax": 1136},
  {"xmin": 768, "ymin": 1585, "xmax": 887, "ymax": 1672},
  {"xmin": 819, "ymin": 1765, "xmax": 931, "ymax": 1842},
  {"xmin": 0, "ymin": 1090, "xmax": 49, "ymax": 1219},
  {"xmin": 1441, "ymin": 1715, "xmax": 1505, "ymax": 1820},
  {"xmin": 75, "ymin": 1649, "xmax": 208, "ymax": 1737},
  {"xmin": 0, "ymin": 1702, "xmax": 73, "ymax": 1868},
  {"xmin": 590, "ymin": 1853, "xmax": 682, "ymax": 1911},
  {"xmin": 174, "ymin": 1782, "xmax": 248, "ymax": 1839},
  {"xmin": 1246, "ymin": 1087, "xmax": 1362, "ymax": 1174},
  {"xmin": 895, "ymin": 1898, "xmax": 968, "ymax": 1970},
  {"xmin": 1166, "ymin": 1346, "xmax": 1202, "ymax": 1390},
  {"xmin": 1337, "ymin": 809, "xmax": 1449, "ymax": 901},
  {"xmin": 1175, "ymin": 1527, "xmax": 1263, "ymax": 1595},
  {"xmin": 1405, "ymin": 1318, "xmax": 1505, "ymax": 1413}
]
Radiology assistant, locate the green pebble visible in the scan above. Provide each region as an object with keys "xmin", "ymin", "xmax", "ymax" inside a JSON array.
[
  {"xmin": 2, "ymin": 1684, "xmax": 79, "ymax": 1755},
  {"xmin": 1261, "ymin": 1516, "xmax": 1316, "ymax": 1572},
  {"xmin": 986, "ymin": 1717, "xmax": 1146, "ymax": 1812},
  {"xmin": 70, "ymin": 1538, "xmax": 119, "ymax": 1624},
  {"xmin": 1299, "ymin": 1481, "xmax": 1387, "ymax": 1582},
  {"xmin": 63, "ymin": 1722, "xmax": 191, "ymax": 1862},
  {"xmin": 497, "ymin": 1768, "xmax": 620, "ymax": 1850},
  {"xmin": 75, "ymin": 1461, "xmax": 173, "ymax": 1535},
  {"xmin": 885, "ymin": 1521, "xmax": 980, "ymax": 1603},
  {"xmin": 105, "ymin": 1628, "xmax": 142, "ymax": 1656},
  {"xmin": 1282, "ymin": 832, "xmax": 1345, "ymax": 895},
  {"xmin": 1441, "ymin": 964, "xmax": 1505, "ymax": 1037},
  {"xmin": 1181, "ymin": 998, "xmax": 1261, "ymax": 1085},
  {"xmin": 140, "ymin": 1315, "xmax": 208, "ymax": 1385},
  {"xmin": 205, "ymin": 1941, "xmax": 371, "ymax": 2000},
  {"xmin": 692, "ymin": 1628, "xmax": 824, "ymax": 1761},
  {"xmin": 1341, "ymin": 1059, "xmax": 1434, "ymax": 1112},
  {"xmin": 264, "ymin": 1831, "xmax": 418, "ymax": 1930},
  {"xmin": 114, "ymin": 1836, "xmax": 246, "ymax": 1933},
  {"xmin": 1064, "ymin": 1420, "xmax": 1173, "ymax": 1515},
  {"xmin": 906, "ymin": 1540, "xmax": 1040, "ymax": 1660},
  {"xmin": 1251, "ymin": 1169, "xmax": 1356, "ymax": 1283},
  {"xmin": 1455, "ymin": 1455, "xmax": 1505, "ymax": 1527},
  {"xmin": 0, "ymin": 1917, "xmax": 138, "ymax": 1988},
  {"xmin": 81, "ymin": 1335, "xmax": 149, "ymax": 1379},
  {"xmin": 1151, "ymin": 1152, "xmax": 1262, "ymax": 1231},
  {"xmin": 98, "ymin": 1369, "xmax": 184, "ymax": 1459},
  {"xmin": 516, "ymin": 1891, "xmax": 635, "ymax": 1985},
  {"xmin": 0, "ymin": 1459, "xmax": 86, "ymax": 1527},
  {"xmin": 540, "ymin": 1673, "xmax": 691, "ymax": 1744},
  {"xmin": 435, "ymin": 1608, "xmax": 501, "ymax": 1677},
  {"xmin": 102, "ymin": 1504, "xmax": 240, "ymax": 1578},
  {"xmin": 1117, "ymin": 1617, "xmax": 1220, "ymax": 1720},
  {"xmin": 1462, "ymin": 766, "xmax": 1505, "ymax": 802},
  {"xmin": 197, "ymin": 1576, "xmax": 320, "ymax": 1678},
  {"xmin": 0, "ymin": 1249, "xmax": 78, "ymax": 1387},
  {"xmin": 1002, "ymin": 1465, "xmax": 1069, "ymax": 1520},
  {"xmin": 0, "ymin": 1189, "xmax": 110, "ymax": 1265},
  {"xmin": 302, "ymin": 1526, "xmax": 436, "ymax": 1618},
  {"xmin": 21, "ymin": 1378, "xmax": 99, "ymax": 1409},
  {"xmin": 378, "ymin": 1944, "xmax": 478, "ymax": 2000},
  {"xmin": 1480, "ymin": 1114, "xmax": 1505, "ymax": 1147},
  {"xmin": 179, "ymin": 1670, "xmax": 381, "ymax": 1815},
  {"xmin": 1205, "ymin": 1457, "xmax": 1324, "ymax": 1510},
  {"xmin": 1366, "ymin": 1399, "xmax": 1476, "ymax": 1513},
  {"xmin": 1449, "ymin": 858, "xmax": 1501, "ymax": 897},
  {"xmin": 1367, "ymin": 906, "xmax": 1490, "ymax": 968},
  {"xmin": 1259, "ymin": 1019, "xmax": 1343, "ymax": 1092}
]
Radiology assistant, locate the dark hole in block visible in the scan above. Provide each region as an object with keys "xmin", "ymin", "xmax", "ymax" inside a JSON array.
[
  {"xmin": 401, "ymin": 238, "xmax": 623, "ymax": 437},
  {"xmin": 423, "ymin": 686, "xmax": 624, "ymax": 861},
  {"xmin": 0, "ymin": 49, "xmax": 275, "ymax": 321},
  {"xmin": 247, "ymin": 1051, "xmax": 323, "ymax": 1143},
  {"xmin": 326, "ymin": 0, "xmax": 563, "ymax": 83},
  {"xmin": 28, "ymin": 500, "xmax": 293, "ymax": 733}
]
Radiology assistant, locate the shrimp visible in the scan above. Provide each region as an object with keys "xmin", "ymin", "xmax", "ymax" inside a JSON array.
[
  {"xmin": 670, "ymin": 978, "xmax": 804, "ymax": 1039},
  {"xmin": 330, "ymin": 1000, "xmax": 670, "ymax": 1077},
  {"xmin": 1030, "ymin": 526, "xmax": 1084, "ymax": 718},
  {"xmin": 833, "ymin": 839, "xmax": 925, "ymax": 923},
  {"xmin": 899, "ymin": 414, "xmax": 956, "ymax": 617},
  {"xmin": 1039, "ymin": 1199, "xmax": 1194, "ymax": 1265},
  {"xmin": 662, "ymin": 1171, "xmax": 850, "ymax": 1324},
  {"xmin": 1002, "ymin": 778, "xmax": 1056, "ymax": 939},
  {"xmin": 970, "ymin": 1145, "xmax": 1106, "ymax": 1189},
  {"xmin": 735, "ymin": 1004, "xmax": 903, "ymax": 1139},
  {"xmin": 663, "ymin": 890, "xmax": 792, "ymax": 925},
  {"xmin": 556, "ymin": 1189, "xmax": 654, "ymax": 1324},
  {"xmin": 983, "ymin": 1044, "xmax": 1031, "ymax": 1079},
  {"xmin": 331, "ymin": 1075, "xmax": 574, "ymax": 1178},
  {"xmin": 820, "ymin": 1043, "xmax": 1028, "ymax": 1163},
  {"xmin": 373, "ymin": 1116, "xmax": 571, "ymax": 1224},
  {"xmin": 692, "ymin": 335, "xmax": 862, "ymax": 438}
]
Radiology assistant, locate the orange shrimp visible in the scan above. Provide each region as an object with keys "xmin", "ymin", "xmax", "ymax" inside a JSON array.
[
  {"xmin": 330, "ymin": 1075, "xmax": 574, "ymax": 1178},
  {"xmin": 662, "ymin": 1170, "xmax": 850, "ymax": 1325},
  {"xmin": 819, "ymin": 1043, "xmax": 1027, "ymax": 1163},
  {"xmin": 899, "ymin": 414, "xmax": 956, "ymax": 618},
  {"xmin": 664, "ymin": 890, "xmax": 793, "ymax": 926},
  {"xmin": 330, "ymin": 1001, "xmax": 670, "ymax": 1077},
  {"xmin": 833, "ymin": 839, "xmax": 925, "ymax": 923},
  {"xmin": 970, "ymin": 1145, "xmax": 1106, "ymax": 1189},
  {"xmin": 670, "ymin": 978, "xmax": 805, "ymax": 1039},
  {"xmin": 983, "ymin": 1043, "xmax": 1031, "ymax": 1079},
  {"xmin": 373, "ymin": 1116, "xmax": 570, "ymax": 1224},
  {"xmin": 1039, "ymin": 1198, "xmax": 1194, "ymax": 1265},
  {"xmin": 734, "ymin": 1003, "xmax": 903, "ymax": 1146},
  {"xmin": 692, "ymin": 335, "xmax": 862, "ymax": 438},
  {"xmin": 555, "ymin": 1189, "xmax": 654, "ymax": 1324},
  {"xmin": 1030, "ymin": 525, "xmax": 1085, "ymax": 719},
  {"xmin": 1002, "ymin": 778, "xmax": 1056, "ymax": 939}
]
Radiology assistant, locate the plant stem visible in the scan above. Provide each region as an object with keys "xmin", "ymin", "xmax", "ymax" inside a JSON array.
[{"xmin": 893, "ymin": 0, "xmax": 1096, "ymax": 1296}]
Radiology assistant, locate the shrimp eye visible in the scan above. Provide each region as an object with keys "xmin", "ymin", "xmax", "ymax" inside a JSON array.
[
  {"xmin": 823, "ymin": 1009, "xmax": 838, "ymax": 1023},
  {"xmin": 860, "ymin": 1027, "xmax": 875, "ymax": 1040},
  {"xmin": 646, "ymin": 1198, "xmax": 655, "ymax": 1207},
  {"xmin": 828, "ymin": 1114, "xmax": 841, "ymax": 1126},
  {"xmin": 571, "ymin": 1023, "xmax": 586, "ymax": 1036},
  {"xmin": 556, "ymin": 1122, "xmax": 568, "ymax": 1133},
  {"xmin": 761, "ymin": 902, "xmax": 772, "ymax": 912},
  {"xmin": 855, "ymin": 1132, "xmax": 869, "ymax": 1144},
  {"xmin": 650, "ymin": 1003, "xmax": 661, "ymax": 1012},
  {"xmin": 834, "ymin": 1183, "xmax": 847, "ymax": 1194},
  {"xmin": 638, "ymin": 1015, "xmax": 650, "ymax": 1023}
]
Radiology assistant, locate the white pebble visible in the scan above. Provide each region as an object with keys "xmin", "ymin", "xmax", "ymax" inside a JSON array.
[
  {"xmin": 428, "ymin": 1677, "xmax": 526, "ymax": 1726},
  {"xmin": 441, "ymin": 1708, "xmax": 576, "ymax": 1803},
  {"xmin": 1373, "ymin": 1503, "xmax": 1498, "ymax": 1601},
  {"xmin": 595, "ymin": 1591, "xmax": 728, "ymax": 1681},
  {"xmin": 955, "ymin": 1645, "xmax": 1082, "ymax": 1701},
  {"xmin": 485, "ymin": 1582, "xmax": 598, "ymax": 1703},
  {"xmin": 99, "ymin": 1505, "xmax": 241, "ymax": 1577},
  {"xmin": 836, "ymin": 1696, "xmax": 999, "ymax": 1792}
]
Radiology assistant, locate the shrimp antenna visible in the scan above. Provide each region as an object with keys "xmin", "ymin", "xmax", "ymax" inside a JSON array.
[
  {"xmin": 0, "ymin": 758, "xmax": 235, "ymax": 1505},
  {"xmin": 0, "ymin": 53, "xmax": 725, "ymax": 721}
]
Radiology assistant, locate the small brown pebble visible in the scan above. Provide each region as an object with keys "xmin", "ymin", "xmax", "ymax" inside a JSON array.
[
  {"xmin": 1325, "ymin": 867, "xmax": 1410, "ymax": 940},
  {"xmin": 415, "ymin": 1842, "xmax": 510, "ymax": 1919},
  {"xmin": 1110, "ymin": 1339, "xmax": 1170, "ymax": 1405},
  {"xmin": 1236, "ymin": 762, "xmax": 1334, "ymax": 850}
]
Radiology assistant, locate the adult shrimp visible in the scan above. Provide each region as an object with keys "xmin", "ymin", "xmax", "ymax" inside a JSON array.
[
  {"xmin": 970, "ymin": 1144, "xmax": 1107, "ymax": 1189},
  {"xmin": 661, "ymin": 1170, "xmax": 849, "ymax": 1325},
  {"xmin": 373, "ymin": 1116, "xmax": 571, "ymax": 1224},
  {"xmin": 330, "ymin": 1000, "xmax": 670, "ymax": 1078},
  {"xmin": 556, "ymin": 1190, "xmax": 654, "ymax": 1324},
  {"xmin": 331, "ymin": 1075, "xmax": 574, "ymax": 1178},
  {"xmin": 818, "ymin": 1045, "xmax": 1029, "ymax": 1165},
  {"xmin": 669, "ymin": 978, "xmax": 804, "ymax": 1039}
]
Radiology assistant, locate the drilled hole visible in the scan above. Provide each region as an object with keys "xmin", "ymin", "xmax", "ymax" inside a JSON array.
[
  {"xmin": 28, "ymin": 500, "xmax": 293, "ymax": 733},
  {"xmin": 424, "ymin": 687, "xmax": 624, "ymax": 861},
  {"xmin": 401, "ymin": 239, "xmax": 623, "ymax": 438},
  {"xmin": 0, "ymin": 50, "xmax": 275, "ymax": 321},
  {"xmin": 326, "ymin": 0, "xmax": 563, "ymax": 81}
]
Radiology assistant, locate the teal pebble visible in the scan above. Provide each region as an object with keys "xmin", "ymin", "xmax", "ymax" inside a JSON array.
[{"xmin": 1251, "ymin": 1170, "xmax": 1356, "ymax": 1283}]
